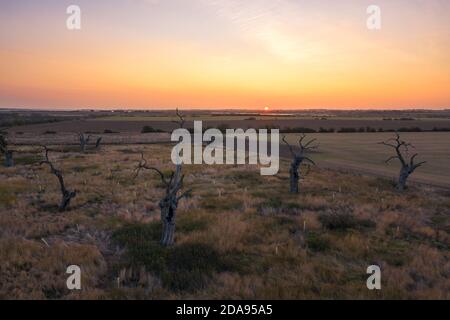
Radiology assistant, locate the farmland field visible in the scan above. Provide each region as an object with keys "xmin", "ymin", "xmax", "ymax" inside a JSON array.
[
  {"xmin": 7, "ymin": 123, "xmax": 450, "ymax": 188},
  {"xmin": 282, "ymin": 132, "xmax": 450, "ymax": 188}
]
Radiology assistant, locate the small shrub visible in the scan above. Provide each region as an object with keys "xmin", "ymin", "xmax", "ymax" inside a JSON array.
[
  {"xmin": 319, "ymin": 212, "xmax": 357, "ymax": 230},
  {"xmin": 104, "ymin": 129, "xmax": 119, "ymax": 134},
  {"xmin": 141, "ymin": 126, "xmax": 164, "ymax": 133},
  {"xmin": 319, "ymin": 212, "xmax": 376, "ymax": 231},
  {"xmin": 280, "ymin": 127, "xmax": 316, "ymax": 133},
  {"xmin": 397, "ymin": 127, "xmax": 422, "ymax": 132},
  {"xmin": 319, "ymin": 127, "xmax": 335, "ymax": 133},
  {"xmin": 432, "ymin": 127, "xmax": 450, "ymax": 132},
  {"xmin": 338, "ymin": 127, "xmax": 357, "ymax": 133},
  {"xmin": 306, "ymin": 233, "xmax": 331, "ymax": 252}
]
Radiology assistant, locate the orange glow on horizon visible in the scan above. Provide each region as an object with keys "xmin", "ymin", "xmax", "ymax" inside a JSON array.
[{"xmin": 0, "ymin": 1, "xmax": 449, "ymax": 110}]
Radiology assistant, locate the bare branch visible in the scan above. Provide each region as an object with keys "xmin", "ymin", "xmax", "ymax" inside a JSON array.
[
  {"xmin": 177, "ymin": 188, "xmax": 193, "ymax": 201},
  {"xmin": 303, "ymin": 157, "xmax": 316, "ymax": 166},
  {"xmin": 302, "ymin": 138, "xmax": 317, "ymax": 149},
  {"xmin": 282, "ymin": 136, "xmax": 296, "ymax": 157},
  {"xmin": 95, "ymin": 137, "xmax": 102, "ymax": 149},
  {"xmin": 134, "ymin": 152, "xmax": 168, "ymax": 185},
  {"xmin": 172, "ymin": 108, "xmax": 185, "ymax": 129},
  {"xmin": 384, "ymin": 155, "xmax": 399, "ymax": 163}
]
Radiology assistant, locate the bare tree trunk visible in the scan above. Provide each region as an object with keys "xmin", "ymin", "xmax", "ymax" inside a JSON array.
[
  {"xmin": 397, "ymin": 167, "xmax": 409, "ymax": 191},
  {"xmin": 289, "ymin": 160, "xmax": 300, "ymax": 193},
  {"xmin": 159, "ymin": 165, "xmax": 183, "ymax": 246},
  {"xmin": 80, "ymin": 140, "xmax": 86, "ymax": 153},
  {"xmin": 160, "ymin": 198, "xmax": 177, "ymax": 246},
  {"xmin": 60, "ymin": 190, "xmax": 76, "ymax": 211},
  {"xmin": 5, "ymin": 150, "xmax": 13, "ymax": 167},
  {"xmin": 79, "ymin": 133, "xmax": 91, "ymax": 153}
]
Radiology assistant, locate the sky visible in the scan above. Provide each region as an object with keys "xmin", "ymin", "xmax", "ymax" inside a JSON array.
[{"xmin": 0, "ymin": 0, "xmax": 449, "ymax": 110}]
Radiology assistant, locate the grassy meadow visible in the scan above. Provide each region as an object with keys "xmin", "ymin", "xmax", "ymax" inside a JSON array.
[{"xmin": 0, "ymin": 142, "xmax": 449, "ymax": 299}]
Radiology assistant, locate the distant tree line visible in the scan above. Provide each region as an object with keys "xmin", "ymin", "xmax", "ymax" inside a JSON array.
[
  {"xmin": 276, "ymin": 126, "xmax": 450, "ymax": 134},
  {"xmin": 140, "ymin": 125, "xmax": 450, "ymax": 135}
]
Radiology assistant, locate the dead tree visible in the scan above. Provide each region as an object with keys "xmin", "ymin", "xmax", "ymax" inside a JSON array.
[
  {"xmin": 0, "ymin": 129, "xmax": 13, "ymax": 167},
  {"xmin": 40, "ymin": 147, "xmax": 76, "ymax": 211},
  {"xmin": 134, "ymin": 109, "xmax": 190, "ymax": 246},
  {"xmin": 78, "ymin": 133, "xmax": 91, "ymax": 153},
  {"xmin": 282, "ymin": 134, "xmax": 317, "ymax": 193},
  {"xmin": 379, "ymin": 133, "xmax": 426, "ymax": 191}
]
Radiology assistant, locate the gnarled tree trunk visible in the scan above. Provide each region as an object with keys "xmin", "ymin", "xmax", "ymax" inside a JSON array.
[
  {"xmin": 136, "ymin": 160, "xmax": 187, "ymax": 247},
  {"xmin": 160, "ymin": 196, "xmax": 177, "ymax": 246},
  {"xmin": 159, "ymin": 164, "xmax": 184, "ymax": 246},
  {"xmin": 397, "ymin": 167, "xmax": 410, "ymax": 191},
  {"xmin": 289, "ymin": 158, "xmax": 301, "ymax": 193},
  {"xmin": 380, "ymin": 134, "xmax": 426, "ymax": 192},
  {"xmin": 134, "ymin": 109, "xmax": 189, "ymax": 247},
  {"xmin": 40, "ymin": 147, "xmax": 77, "ymax": 212},
  {"xmin": 283, "ymin": 135, "xmax": 317, "ymax": 194},
  {"xmin": 60, "ymin": 189, "xmax": 77, "ymax": 211}
]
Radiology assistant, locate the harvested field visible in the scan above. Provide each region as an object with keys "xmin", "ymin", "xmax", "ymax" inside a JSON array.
[{"xmin": 282, "ymin": 132, "xmax": 450, "ymax": 188}]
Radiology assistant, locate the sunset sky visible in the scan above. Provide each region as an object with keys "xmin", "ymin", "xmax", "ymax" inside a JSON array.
[{"xmin": 0, "ymin": 0, "xmax": 449, "ymax": 110}]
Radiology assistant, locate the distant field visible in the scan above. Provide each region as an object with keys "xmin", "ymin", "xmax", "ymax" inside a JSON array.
[
  {"xmin": 5, "ymin": 112, "xmax": 450, "ymax": 188},
  {"xmin": 92, "ymin": 114, "xmax": 450, "ymax": 123},
  {"xmin": 91, "ymin": 115, "xmax": 301, "ymax": 121},
  {"xmin": 282, "ymin": 132, "xmax": 450, "ymax": 188}
]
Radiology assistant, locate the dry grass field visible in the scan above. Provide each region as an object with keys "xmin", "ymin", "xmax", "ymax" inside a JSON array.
[{"xmin": 1, "ymin": 141, "xmax": 449, "ymax": 299}]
